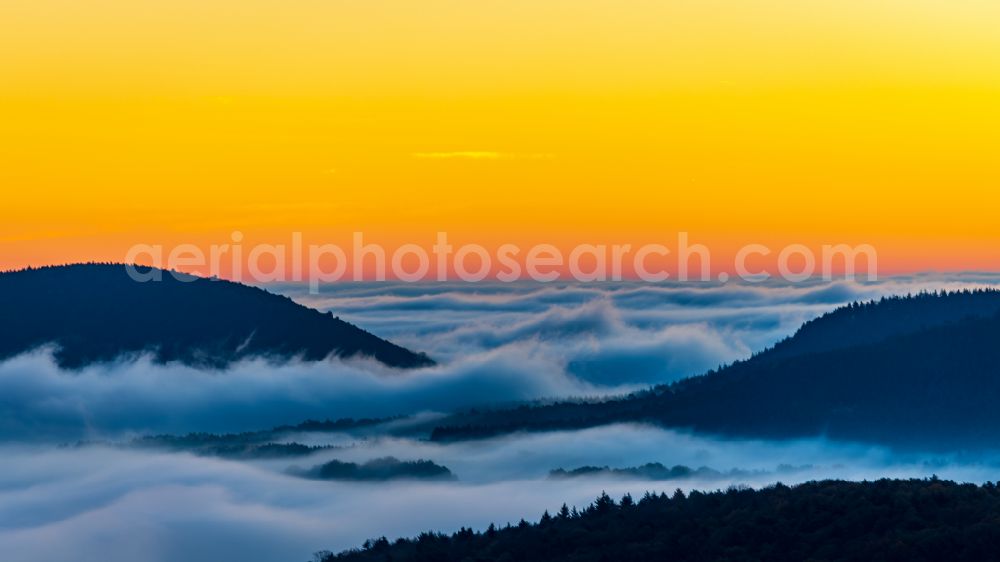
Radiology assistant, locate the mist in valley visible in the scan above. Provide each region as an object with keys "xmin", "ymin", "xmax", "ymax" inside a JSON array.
[{"xmin": 4, "ymin": 275, "xmax": 1000, "ymax": 561}]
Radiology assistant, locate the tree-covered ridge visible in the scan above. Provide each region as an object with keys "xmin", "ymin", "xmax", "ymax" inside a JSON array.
[
  {"xmin": 428, "ymin": 290, "xmax": 1000, "ymax": 449},
  {"xmin": 548, "ymin": 462, "xmax": 811, "ymax": 482},
  {"xmin": 321, "ymin": 478, "xmax": 1000, "ymax": 562},
  {"xmin": 0, "ymin": 263, "xmax": 433, "ymax": 369},
  {"xmin": 289, "ymin": 457, "xmax": 455, "ymax": 482},
  {"xmin": 124, "ymin": 433, "xmax": 336, "ymax": 459},
  {"xmin": 75, "ymin": 417, "xmax": 397, "ymax": 459},
  {"xmin": 760, "ymin": 288, "xmax": 1000, "ymax": 361}
]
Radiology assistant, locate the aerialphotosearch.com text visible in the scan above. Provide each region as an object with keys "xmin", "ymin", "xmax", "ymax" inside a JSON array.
[{"xmin": 125, "ymin": 232, "xmax": 878, "ymax": 292}]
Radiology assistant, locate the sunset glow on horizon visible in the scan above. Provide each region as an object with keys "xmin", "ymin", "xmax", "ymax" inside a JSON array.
[{"xmin": 3, "ymin": 0, "xmax": 1000, "ymax": 276}]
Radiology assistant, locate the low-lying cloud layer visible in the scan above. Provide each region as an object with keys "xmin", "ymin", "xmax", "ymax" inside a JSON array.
[
  {"xmin": 0, "ymin": 349, "xmax": 597, "ymax": 441},
  {"xmin": 5, "ymin": 274, "xmax": 1000, "ymax": 562},
  {"xmin": 4, "ymin": 425, "xmax": 1000, "ymax": 562},
  {"xmin": 4, "ymin": 274, "xmax": 1000, "ymax": 440}
]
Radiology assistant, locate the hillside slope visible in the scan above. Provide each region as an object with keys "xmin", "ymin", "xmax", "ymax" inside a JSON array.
[
  {"xmin": 428, "ymin": 290, "xmax": 1000, "ymax": 449},
  {"xmin": 760, "ymin": 289, "xmax": 1000, "ymax": 360},
  {"xmin": 0, "ymin": 264, "xmax": 433, "ymax": 369}
]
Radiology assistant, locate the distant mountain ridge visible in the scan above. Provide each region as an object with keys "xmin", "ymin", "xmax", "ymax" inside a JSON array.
[
  {"xmin": 0, "ymin": 263, "xmax": 433, "ymax": 369},
  {"xmin": 428, "ymin": 289, "xmax": 1000, "ymax": 449}
]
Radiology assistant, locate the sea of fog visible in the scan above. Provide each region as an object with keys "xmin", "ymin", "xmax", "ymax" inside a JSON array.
[
  {"xmin": 4, "ymin": 274, "xmax": 1000, "ymax": 561},
  {"xmin": 4, "ymin": 425, "xmax": 1000, "ymax": 562}
]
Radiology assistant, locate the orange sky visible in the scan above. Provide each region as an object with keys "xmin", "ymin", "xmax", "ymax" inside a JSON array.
[{"xmin": 3, "ymin": 0, "xmax": 1000, "ymax": 277}]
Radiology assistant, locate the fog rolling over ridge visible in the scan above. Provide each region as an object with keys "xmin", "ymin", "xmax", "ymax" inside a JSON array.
[
  {"xmin": 0, "ymin": 264, "xmax": 432, "ymax": 369},
  {"xmin": 4, "ymin": 273, "xmax": 1000, "ymax": 562},
  {"xmin": 7, "ymin": 0, "xmax": 1000, "ymax": 557},
  {"xmin": 427, "ymin": 288, "xmax": 1000, "ymax": 450},
  {"xmin": 2, "ymin": 272, "xmax": 1000, "ymax": 440}
]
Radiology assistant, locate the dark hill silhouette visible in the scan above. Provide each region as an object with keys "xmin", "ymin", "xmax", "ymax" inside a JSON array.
[
  {"xmin": 428, "ymin": 289, "xmax": 1000, "ymax": 449},
  {"xmin": 760, "ymin": 289, "xmax": 1000, "ymax": 361},
  {"xmin": 0, "ymin": 263, "xmax": 433, "ymax": 369},
  {"xmin": 321, "ymin": 479, "xmax": 1000, "ymax": 562},
  {"xmin": 288, "ymin": 457, "xmax": 455, "ymax": 482}
]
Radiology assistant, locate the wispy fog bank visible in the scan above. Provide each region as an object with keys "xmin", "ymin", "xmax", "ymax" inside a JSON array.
[
  {"xmin": 4, "ymin": 425, "xmax": 1000, "ymax": 562},
  {"xmin": 5, "ymin": 274, "xmax": 1000, "ymax": 562},
  {"xmin": 4, "ymin": 274, "xmax": 1000, "ymax": 440}
]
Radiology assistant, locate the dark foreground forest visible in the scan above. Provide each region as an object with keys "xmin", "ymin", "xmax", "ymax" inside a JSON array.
[{"xmin": 321, "ymin": 478, "xmax": 1000, "ymax": 562}]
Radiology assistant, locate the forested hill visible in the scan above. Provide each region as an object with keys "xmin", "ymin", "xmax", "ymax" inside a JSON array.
[
  {"xmin": 760, "ymin": 289, "xmax": 1000, "ymax": 361},
  {"xmin": 428, "ymin": 290, "xmax": 1000, "ymax": 449},
  {"xmin": 322, "ymin": 478, "xmax": 1000, "ymax": 562},
  {"xmin": 0, "ymin": 263, "xmax": 433, "ymax": 369}
]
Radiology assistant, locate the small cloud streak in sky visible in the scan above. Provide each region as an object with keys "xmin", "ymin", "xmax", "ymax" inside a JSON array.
[{"xmin": 412, "ymin": 151, "xmax": 553, "ymax": 160}]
